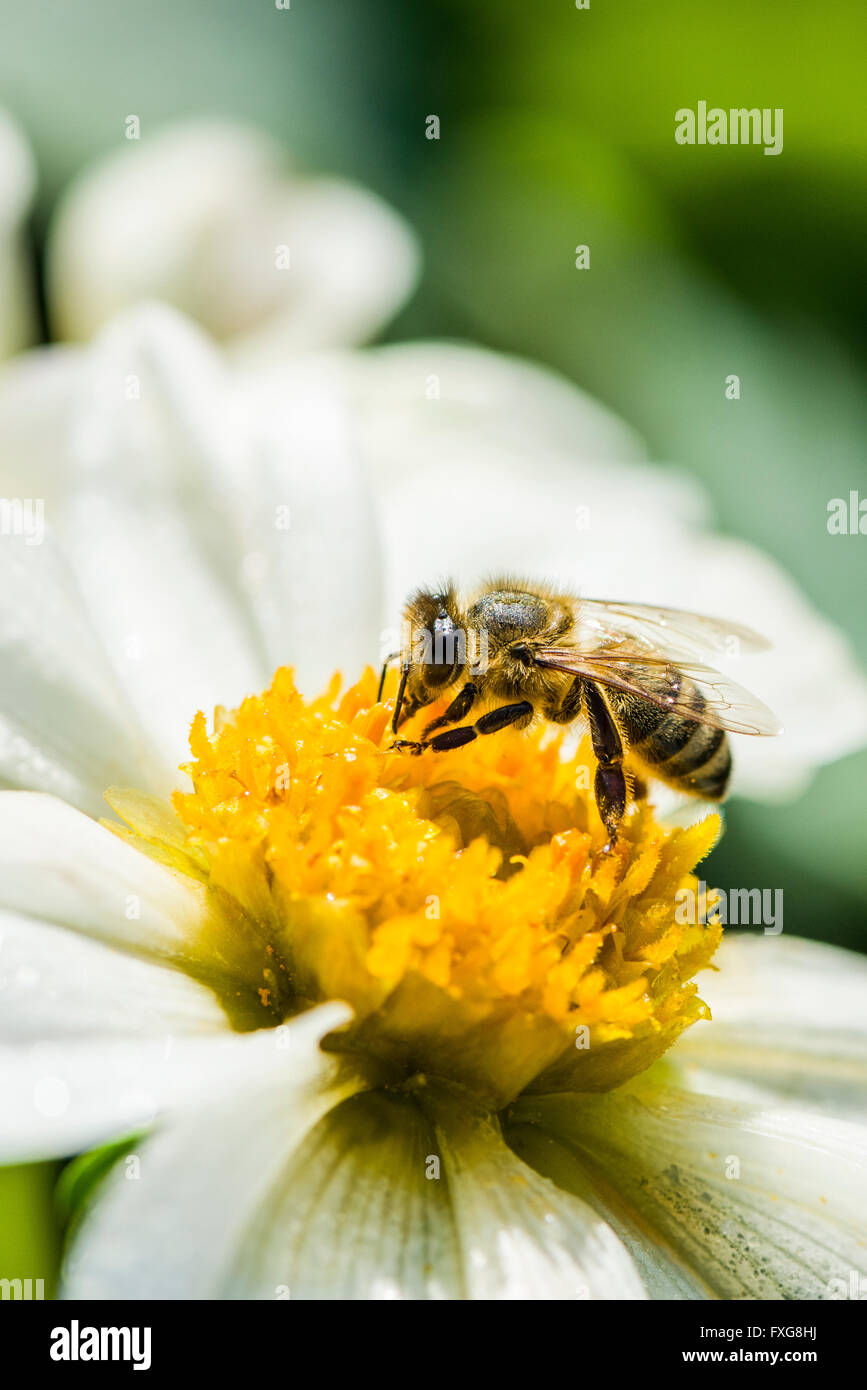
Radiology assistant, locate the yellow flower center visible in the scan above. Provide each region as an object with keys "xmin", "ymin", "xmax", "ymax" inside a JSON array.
[{"xmin": 107, "ymin": 667, "xmax": 722, "ymax": 1107}]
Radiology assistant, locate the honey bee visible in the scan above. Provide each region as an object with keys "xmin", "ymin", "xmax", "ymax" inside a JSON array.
[{"xmin": 379, "ymin": 578, "xmax": 781, "ymax": 842}]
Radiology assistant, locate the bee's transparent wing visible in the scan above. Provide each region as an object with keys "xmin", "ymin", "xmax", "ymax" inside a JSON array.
[
  {"xmin": 575, "ymin": 598, "xmax": 771, "ymax": 660},
  {"xmin": 535, "ymin": 649, "xmax": 782, "ymax": 737}
]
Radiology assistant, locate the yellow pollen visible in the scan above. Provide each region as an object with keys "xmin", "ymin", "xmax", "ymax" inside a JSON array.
[{"xmin": 108, "ymin": 666, "xmax": 723, "ymax": 1107}]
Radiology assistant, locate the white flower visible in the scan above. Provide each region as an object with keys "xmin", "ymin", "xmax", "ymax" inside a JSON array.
[
  {"xmin": 0, "ymin": 305, "xmax": 865, "ymax": 1300},
  {"xmin": 46, "ymin": 119, "xmax": 419, "ymax": 356},
  {"xmin": 0, "ymin": 108, "xmax": 37, "ymax": 361}
]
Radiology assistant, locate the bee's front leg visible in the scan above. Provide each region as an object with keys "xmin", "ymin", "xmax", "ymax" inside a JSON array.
[{"xmin": 390, "ymin": 739, "xmax": 426, "ymax": 756}]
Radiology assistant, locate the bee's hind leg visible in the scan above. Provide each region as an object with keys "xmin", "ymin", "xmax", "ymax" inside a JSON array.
[{"xmin": 585, "ymin": 682, "xmax": 627, "ymax": 844}]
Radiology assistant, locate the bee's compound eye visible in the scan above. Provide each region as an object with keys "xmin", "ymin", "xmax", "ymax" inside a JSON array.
[{"xmin": 427, "ymin": 613, "xmax": 462, "ymax": 678}]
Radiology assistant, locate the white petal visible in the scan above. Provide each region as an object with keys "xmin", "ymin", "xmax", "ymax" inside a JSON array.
[
  {"xmin": 66, "ymin": 1088, "xmax": 456, "ymax": 1301},
  {"xmin": 0, "ymin": 305, "xmax": 385, "ymax": 758},
  {"xmin": 514, "ymin": 1082, "xmax": 867, "ymax": 1300},
  {"xmin": 341, "ymin": 341, "xmax": 661, "ymax": 619},
  {"xmin": 673, "ymin": 933, "xmax": 867, "ymax": 1117},
  {"xmin": 63, "ymin": 1074, "xmax": 644, "ymax": 1301},
  {"xmin": 0, "ymin": 108, "xmax": 37, "ymax": 359},
  {"xmin": 0, "ymin": 789, "xmax": 304, "ymax": 1041},
  {"xmin": 60, "ymin": 487, "xmax": 265, "ymax": 775},
  {"xmin": 68, "ymin": 304, "xmax": 381, "ymax": 703},
  {"xmin": 0, "ymin": 791, "xmax": 212, "ymax": 960},
  {"xmin": 0, "ymin": 307, "xmax": 268, "ymax": 770},
  {"xmin": 62, "ymin": 1004, "xmax": 358, "ymax": 1298},
  {"xmin": 505, "ymin": 1117, "xmax": 711, "ymax": 1299},
  {"xmin": 0, "ymin": 299, "xmax": 247, "ymax": 509},
  {"xmin": 0, "ymin": 342, "xmax": 93, "ymax": 501},
  {"xmin": 48, "ymin": 119, "xmax": 417, "ymax": 351},
  {"xmin": 0, "ymin": 532, "xmax": 161, "ymax": 814},
  {"xmin": 427, "ymin": 1087, "xmax": 645, "ymax": 1300},
  {"xmin": 0, "ymin": 908, "xmax": 224, "ymax": 1041},
  {"xmin": 227, "ymin": 1089, "xmax": 464, "ymax": 1300},
  {"xmin": 0, "ymin": 908, "xmax": 231, "ymax": 1161},
  {"xmin": 229, "ymin": 356, "xmax": 383, "ymax": 692}
]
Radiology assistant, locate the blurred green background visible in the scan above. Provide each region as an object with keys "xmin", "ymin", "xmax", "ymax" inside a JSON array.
[{"xmin": 1, "ymin": 0, "xmax": 864, "ymax": 1292}]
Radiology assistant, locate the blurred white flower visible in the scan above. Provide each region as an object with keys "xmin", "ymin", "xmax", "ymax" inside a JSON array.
[
  {"xmin": 0, "ymin": 307, "xmax": 866, "ymax": 1300},
  {"xmin": 46, "ymin": 119, "xmax": 419, "ymax": 355},
  {"xmin": 0, "ymin": 108, "xmax": 37, "ymax": 361}
]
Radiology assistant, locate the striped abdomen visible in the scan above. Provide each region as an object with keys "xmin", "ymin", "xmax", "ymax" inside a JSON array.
[{"xmin": 607, "ymin": 670, "xmax": 732, "ymax": 800}]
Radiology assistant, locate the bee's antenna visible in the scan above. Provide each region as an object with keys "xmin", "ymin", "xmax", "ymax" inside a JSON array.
[
  {"xmin": 392, "ymin": 665, "xmax": 410, "ymax": 733},
  {"xmin": 377, "ymin": 651, "xmax": 400, "ymax": 703}
]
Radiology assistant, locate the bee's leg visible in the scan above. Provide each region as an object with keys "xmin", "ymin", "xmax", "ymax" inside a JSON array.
[
  {"xmin": 543, "ymin": 675, "xmax": 585, "ymax": 725},
  {"xmin": 395, "ymin": 695, "xmax": 429, "ymax": 732},
  {"xmin": 388, "ymin": 675, "xmax": 429, "ymax": 742},
  {"xmin": 428, "ymin": 701, "xmax": 534, "ymax": 750},
  {"xmin": 392, "ymin": 666, "xmax": 416, "ymax": 733},
  {"xmin": 585, "ymin": 683, "xmax": 627, "ymax": 843},
  {"xmin": 377, "ymin": 652, "xmax": 400, "ymax": 703},
  {"xmin": 394, "ymin": 701, "xmax": 533, "ymax": 753},
  {"xmin": 421, "ymin": 682, "xmax": 478, "ymax": 739}
]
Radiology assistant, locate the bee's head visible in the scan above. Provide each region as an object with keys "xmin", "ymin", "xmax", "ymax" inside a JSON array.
[{"xmin": 403, "ymin": 585, "xmax": 466, "ymax": 691}]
